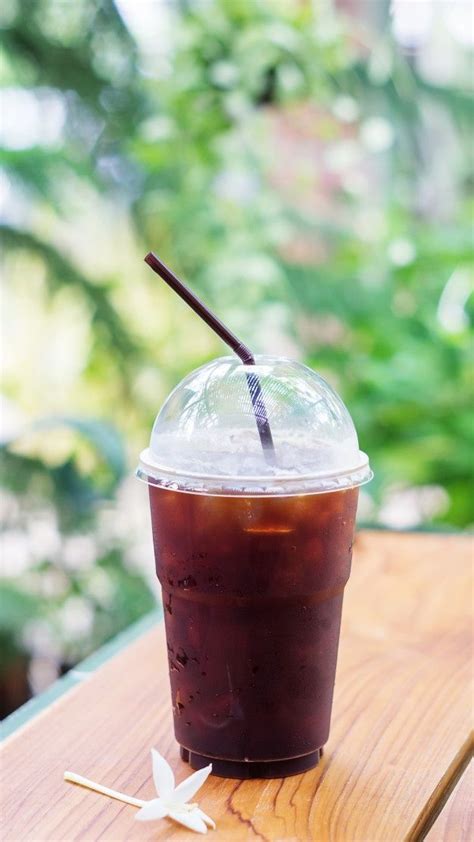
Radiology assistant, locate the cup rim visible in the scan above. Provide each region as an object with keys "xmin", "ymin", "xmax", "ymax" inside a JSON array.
[{"xmin": 136, "ymin": 447, "xmax": 372, "ymax": 495}]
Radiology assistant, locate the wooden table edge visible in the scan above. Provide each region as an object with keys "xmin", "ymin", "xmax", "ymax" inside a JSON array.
[
  {"xmin": 409, "ymin": 733, "xmax": 474, "ymax": 840},
  {"xmin": 425, "ymin": 758, "xmax": 474, "ymax": 841},
  {"xmin": 1, "ymin": 608, "xmax": 163, "ymax": 743}
]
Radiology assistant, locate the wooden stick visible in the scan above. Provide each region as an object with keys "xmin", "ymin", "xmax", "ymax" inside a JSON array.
[{"xmin": 64, "ymin": 771, "xmax": 145, "ymax": 809}]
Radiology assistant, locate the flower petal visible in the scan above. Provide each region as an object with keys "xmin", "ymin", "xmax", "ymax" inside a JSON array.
[
  {"xmin": 173, "ymin": 764, "xmax": 212, "ymax": 804},
  {"xmin": 168, "ymin": 808, "xmax": 208, "ymax": 834},
  {"xmin": 151, "ymin": 749, "xmax": 175, "ymax": 800},
  {"xmin": 135, "ymin": 798, "xmax": 168, "ymax": 822},
  {"xmin": 195, "ymin": 808, "xmax": 216, "ymax": 829}
]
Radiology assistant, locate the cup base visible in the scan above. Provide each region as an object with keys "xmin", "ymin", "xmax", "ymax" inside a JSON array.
[{"xmin": 180, "ymin": 746, "xmax": 322, "ymax": 779}]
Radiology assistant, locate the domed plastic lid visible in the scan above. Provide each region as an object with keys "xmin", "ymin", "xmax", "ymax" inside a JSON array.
[{"xmin": 137, "ymin": 356, "xmax": 372, "ymax": 495}]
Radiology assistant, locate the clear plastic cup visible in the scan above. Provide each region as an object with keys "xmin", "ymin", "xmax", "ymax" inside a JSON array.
[{"xmin": 137, "ymin": 356, "xmax": 372, "ymax": 778}]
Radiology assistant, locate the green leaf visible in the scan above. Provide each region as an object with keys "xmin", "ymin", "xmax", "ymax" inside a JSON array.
[{"xmin": 1, "ymin": 224, "xmax": 141, "ymax": 366}]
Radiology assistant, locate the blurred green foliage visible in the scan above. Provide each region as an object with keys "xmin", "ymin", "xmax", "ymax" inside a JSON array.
[{"xmin": 1, "ymin": 0, "xmax": 472, "ymax": 709}]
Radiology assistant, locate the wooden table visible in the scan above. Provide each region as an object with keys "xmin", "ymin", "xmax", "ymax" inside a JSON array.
[{"xmin": 2, "ymin": 531, "xmax": 473, "ymax": 841}]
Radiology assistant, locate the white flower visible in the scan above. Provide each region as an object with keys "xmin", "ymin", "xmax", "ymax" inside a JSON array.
[
  {"xmin": 360, "ymin": 117, "xmax": 394, "ymax": 152},
  {"xmin": 388, "ymin": 238, "xmax": 416, "ymax": 267},
  {"xmin": 135, "ymin": 749, "xmax": 215, "ymax": 834},
  {"xmin": 64, "ymin": 748, "xmax": 215, "ymax": 835}
]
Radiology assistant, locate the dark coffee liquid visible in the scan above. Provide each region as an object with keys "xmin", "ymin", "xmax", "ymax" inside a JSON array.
[{"xmin": 149, "ymin": 486, "xmax": 358, "ymax": 778}]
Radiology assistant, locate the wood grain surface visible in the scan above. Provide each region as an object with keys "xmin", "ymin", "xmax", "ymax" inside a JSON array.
[
  {"xmin": 425, "ymin": 760, "xmax": 473, "ymax": 842},
  {"xmin": 1, "ymin": 531, "xmax": 472, "ymax": 841}
]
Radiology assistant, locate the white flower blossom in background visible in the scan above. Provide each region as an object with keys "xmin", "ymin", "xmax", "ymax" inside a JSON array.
[
  {"xmin": 378, "ymin": 484, "xmax": 449, "ymax": 529},
  {"xmin": 62, "ymin": 534, "xmax": 97, "ymax": 571},
  {"xmin": 331, "ymin": 95, "xmax": 359, "ymax": 123},
  {"xmin": 360, "ymin": 117, "xmax": 394, "ymax": 153},
  {"xmin": 64, "ymin": 749, "xmax": 215, "ymax": 835},
  {"xmin": 391, "ymin": 0, "xmax": 474, "ymax": 49},
  {"xmin": 388, "ymin": 238, "xmax": 416, "ymax": 267},
  {"xmin": 57, "ymin": 596, "xmax": 95, "ymax": 639}
]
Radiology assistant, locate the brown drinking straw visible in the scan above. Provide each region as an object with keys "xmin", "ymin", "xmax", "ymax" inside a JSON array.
[{"xmin": 144, "ymin": 252, "xmax": 275, "ymax": 462}]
